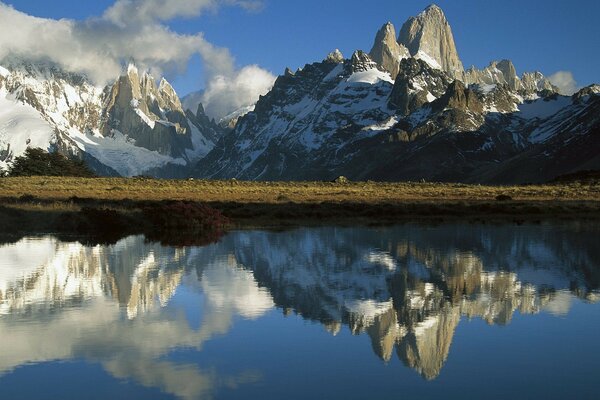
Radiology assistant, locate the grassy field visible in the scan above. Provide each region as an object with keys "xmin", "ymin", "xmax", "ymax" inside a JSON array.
[
  {"xmin": 1, "ymin": 176, "xmax": 599, "ymax": 203},
  {"xmin": 1, "ymin": 177, "xmax": 599, "ymax": 238}
]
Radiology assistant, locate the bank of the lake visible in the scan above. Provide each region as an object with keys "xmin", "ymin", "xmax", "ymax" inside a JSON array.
[{"xmin": 0, "ymin": 176, "xmax": 599, "ymax": 243}]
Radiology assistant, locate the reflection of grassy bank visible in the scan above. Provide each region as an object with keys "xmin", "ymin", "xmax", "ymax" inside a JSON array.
[
  {"xmin": 0, "ymin": 200, "xmax": 229, "ymax": 246},
  {"xmin": 0, "ymin": 177, "xmax": 599, "ymax": 242}
]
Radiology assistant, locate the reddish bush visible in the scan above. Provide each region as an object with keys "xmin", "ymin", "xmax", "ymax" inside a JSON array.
[{"xmin": 142, "ymin": 201, "xmax": 230, "ymax": 231}]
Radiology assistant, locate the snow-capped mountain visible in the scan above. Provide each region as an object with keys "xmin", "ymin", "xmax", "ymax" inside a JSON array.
[
  {"xmin": 1, "ymin": 4, "xmax": 598, "ymax": 181},
  {"xmin": 194, "ymin": 5, "xmax": 600, "ymax": 183},
  {"xmin": 0, "ymin": 61, "xmax": 222, "ymax": 176}
]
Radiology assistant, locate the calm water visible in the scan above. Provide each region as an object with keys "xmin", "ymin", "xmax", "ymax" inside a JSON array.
[{"xmin": 0, "ymin": 223, "xmax": 599, "ymax": 399}]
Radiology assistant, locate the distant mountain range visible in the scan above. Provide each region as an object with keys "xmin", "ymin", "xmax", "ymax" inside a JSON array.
[{"xmin": 1, "ymin": 4, "xmax": 598, "ymax": 182}]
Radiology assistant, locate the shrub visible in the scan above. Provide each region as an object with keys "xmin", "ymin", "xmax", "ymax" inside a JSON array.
[
  {"xmin": 496, "ymin": 194, "xmax": 513, "ymax": 201},
  {"xmin": 142, "ymin": 201, "xmax": 230, "ymax": 231},
  {"xmin": 8, "ymin": 148, "xmax": 95, "ymax": 177}
]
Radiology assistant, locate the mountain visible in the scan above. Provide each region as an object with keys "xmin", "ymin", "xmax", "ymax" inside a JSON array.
[
  {"xmin": 0, "ymin": 61, "xmax": 222, "ymax": 176},
  {"xmin": 397, "ymin": 4, "xmax": 464, "ymax": 78},
  {"xmin": 1, "ymin": 4, "xmax": 598, "ymax": 182},
  {"xmin": 194, "ymin": 5, "xmax": 599, "ymax": 183}
]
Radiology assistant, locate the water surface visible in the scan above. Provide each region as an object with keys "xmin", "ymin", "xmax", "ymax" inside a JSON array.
[{"xmin": 1, "ymin": 223, "xmax": 599, "ymax": 399}]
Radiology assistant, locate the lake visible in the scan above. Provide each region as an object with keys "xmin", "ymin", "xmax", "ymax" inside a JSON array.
[{"xmin": 0, "ymin": 222, "xmax": 599, "ymax": 399}]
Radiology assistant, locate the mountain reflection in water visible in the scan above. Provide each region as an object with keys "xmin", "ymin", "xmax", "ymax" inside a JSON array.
[{"xmin": 0, "ymin": 223, "xmax": 599, "ymax": 399}]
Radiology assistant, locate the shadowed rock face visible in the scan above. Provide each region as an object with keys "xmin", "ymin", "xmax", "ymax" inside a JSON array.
[
  {"xmin": 369, "ymin": 22, "xmax": 410, "ymax": 79},
  {"xmin": 433, "ymin": 80, "xmax": 484, "ymax": 114},
  {"xmin": 398, "ymin": 5, "xmax": 464, "ymax": 78},
  {"xmin": 389, "ymin": 58, "xmax": 453, "ymax": 115}
]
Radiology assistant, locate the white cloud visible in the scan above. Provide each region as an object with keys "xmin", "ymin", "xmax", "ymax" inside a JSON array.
[
  {"xmin": 0, "ymin": 0, "xmax": 274, "ymax": 119},
  {"xmin": 104, "ymin": 0, "xmax": 263, "ymax": 26},
  {"xmin": 200, "ymin": 65, "xmax": 276, "ymax": 119},
  {"xmin": 547, "ymin": 71, "xmax": 579, "ymax": 95}
]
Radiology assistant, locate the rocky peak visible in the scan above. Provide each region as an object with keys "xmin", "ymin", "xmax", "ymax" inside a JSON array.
[
  {"xmin": 284, "ymin": 67, "xmax": 295, "ymax": 77},
  {"xmin": 433, "ymin": 80, "xmax": 483, "ymax": 114},
  {"xmin": 398, "ymin": 4, "xmax": 464, "ymax": 78},
  {"xmin": 464, "ymin": 59, "xmax": 521, "ymax": 92},
  {"xmin": 389, "ymin": 57, "xmax": 453, "ymax": 115},
  {"xmin": 325, "ymin": 49, "xmax": 345, "ymax": 64},
  {"xmin": 158, "ymin": 78, "xmax": 183, "ymax": 111},
  {"xmin": 369, "ymin": 22, "xmax": 410, "ymax": 79},
  {"xmin": 196, "ymin": 102, "xmax": 206, "ymax": 118},
  {"xmin": 350, "ymin": 50, "xmax": 379, "ymax": 73},
  {"xmin": 102, "ymin": 67, "xmax": 194, "ymax": 158},
  {"xmin": 521, "ymin": 71, "xmax": 558, "ymax": 96},
  {"xmin": 496, "ymin": 60, "xmax": 519, "ymax": 90},
  {"xmin": 572, "ymin": 84, "xmax": 600, "ymax": 103}
]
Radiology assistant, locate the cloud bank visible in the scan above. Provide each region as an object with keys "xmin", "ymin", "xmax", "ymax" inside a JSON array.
[
  {"xmin": 0, "ymin": 0, "xmax": 275, "ymax": 119},
  {"xmin": 200, "ymin": 65, "xmax": 276, "ymax": 120},
  {"xmin": 547, "ymin": 71, "xmax": 579, "ymax": 95}
]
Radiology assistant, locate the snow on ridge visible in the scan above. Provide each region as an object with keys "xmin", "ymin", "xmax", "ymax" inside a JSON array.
[
  {"xmin": 0, "ymin": 88, "xmax": 55, "ymax": 171},
  {"xmin": 347, "ymin": 69, "xmax": 394, "ymax": 85},
  {"xmin": 134, "ymin": 107, "xmax": 156, "ymax": 129},
  {"xmin": 414, "ymin": 50, "xmax": 441, "ymax": 70},
  {"xmin": 71, "ymin": 130, "xmax": 184, "ymax": 177},
  {"xmin": 518, "ymin": 96, "xmax": 571, "ymax": 120},
  {"xmin": 323, "ymin": 64, "xmax": 345, "ymax": 81},
  {"xmin": 0, "ymin": 65, "xmax": 9, "ymax": 78}
]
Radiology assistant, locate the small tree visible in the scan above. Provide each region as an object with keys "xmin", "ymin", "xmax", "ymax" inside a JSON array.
[{"xmin": 8, "ymin": 148, "xmax": 95, "ymax": 177}]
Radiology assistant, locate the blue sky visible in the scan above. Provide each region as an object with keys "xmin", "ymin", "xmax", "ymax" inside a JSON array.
[{"xmin": 6, "ymin": 0, "xmax": 600, "ymax": 96}]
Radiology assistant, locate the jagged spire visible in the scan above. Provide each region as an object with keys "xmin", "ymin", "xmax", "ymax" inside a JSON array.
[
  {"xmin": 398, "ymin": 4, "xmax": 464, "ymax": 78},
  {"xmin": 369, "ymin": 22, "xmax": 410, "ymax": 79}
]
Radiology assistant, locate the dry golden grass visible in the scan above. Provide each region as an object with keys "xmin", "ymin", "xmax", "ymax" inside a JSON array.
[{"xmin": 0, "ymin": 176, "xmax": 599, "ymax": 203}]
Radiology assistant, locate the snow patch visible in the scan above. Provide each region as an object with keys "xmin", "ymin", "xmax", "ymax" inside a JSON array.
[
  {"xmin": 0, "ymin": 65, "xmax": 10, "ymax": 78},
  {"xmin": 0, "ymin": 89, "xmax": 55, "ymax": 171},
  {"xmin": 347, "ymin": 69, "xmax": 393, "ymax": 85},
  {"xmin": 134, "ymin": 108, "xmax": 156, "ymax": 129},
  {"xmin": 323, "ymin": 64, "xmax": 345, "ymax": 81},
  {"xmin": 518, "ymin": 96, "xmax": 571, "ymax": 120},
  {"xmin": 414, "ymin": 51, "xmax": 441, "ymax": 70},
  {"xmin": 71, "ymin": 130, "xmax": 182, "ymax": 176}
]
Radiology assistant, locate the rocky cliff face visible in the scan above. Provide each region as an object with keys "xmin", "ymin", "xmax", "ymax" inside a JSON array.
[
  {"xmin": 398, "ymin": 5, "xmax": 464, "ymax": 78},
  {"xmin": 369, "ymin": 22, "xmax": 410, "ymax": 79},
  {"xmin": 388, "ymin": 58, "xmax": 452, "ymax": 116},
  {"xmin": 464, "ymin": 59, "xmax": 558, "ymax": 98}
]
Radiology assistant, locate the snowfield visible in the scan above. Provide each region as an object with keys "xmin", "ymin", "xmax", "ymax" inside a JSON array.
[{"xmin": 0, "ymin": 88, "xmax": 55, "ymax": 170}]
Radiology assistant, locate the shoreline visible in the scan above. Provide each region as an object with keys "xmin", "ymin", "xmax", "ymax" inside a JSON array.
[{"xmin": 1, "ymin": 177, "xmax": 599, "ymax": 244}]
